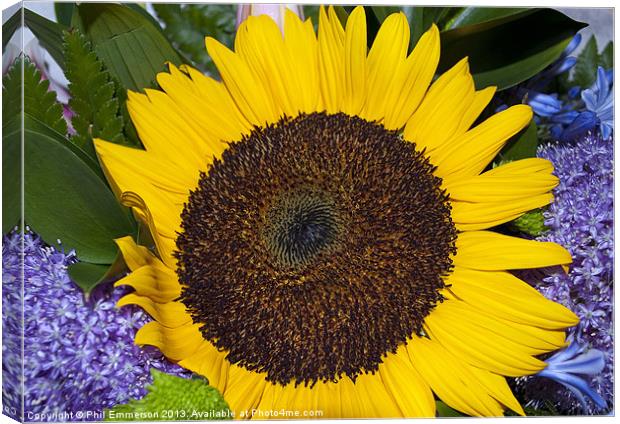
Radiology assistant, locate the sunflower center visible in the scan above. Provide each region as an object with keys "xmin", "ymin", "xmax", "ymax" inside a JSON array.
[
  {"xmin": 176, "ymin": 112, "xmax": 457, "ymax": 386},
  {"xmin": 263, "ymin": 188, "xmax": 343, "ymax": 268}
]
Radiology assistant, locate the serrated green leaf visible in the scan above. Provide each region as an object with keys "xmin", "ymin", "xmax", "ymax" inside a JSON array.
[
  {"xmin": 21, "ymin": 114, "xmax": 135, "ymax": 263},
  {"xmin": 63, "ymin": 29, "xmax": 128, "ymax": 157},
  {"xmin": 509, "ymin": 209, "xmax": 547, "ymax": 237},
  {"xmin": 572, "ymin": 35, "xmax": 598, "ymax": 88},
  {"xmin": 439, "ymin": 8, "xmax": 586, "ymax": 90},
  {"xmin": 77, "ymin": 3, "xmax": 181, "ymax": 92},
  {"xmin": 106, "ymin": 370, "xmax": 232, "ymax": 421},
  {"xmin": 12, "ymin": 57, "xmax": 67, "ymax": 135},
  {"xmin": 153, "ymin": 4, "xmax": 236, "ymax": 76},
  {"xmin": 23, "ymin": 9, "xmax": 67, "ymax": 70}
]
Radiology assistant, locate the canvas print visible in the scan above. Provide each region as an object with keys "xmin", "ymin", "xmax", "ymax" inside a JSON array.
[{"xmin": 1, "ymin": 2, "xmax": 614, "ymax": 421}]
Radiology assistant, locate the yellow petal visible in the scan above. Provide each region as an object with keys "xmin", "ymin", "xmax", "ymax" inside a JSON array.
[
  {"xmin": 404, "ymin": 58, "xmax": 475, "ymax": 153},
  {"xmin": 157, "ymin": 63, "xmax": 249, "ymax": 145},
  {"xmin": 235, "ymin": 15, "xmax": 300, "ymax": 117},
  {"xmin": 454, "ymin": 231, "xmax": 572, "ymax": 270},
  {"xmin": 379, "ymin": 345, "xmax": 436, "ymax": 417},
  {"xmin": 317, "ymin": 6, "xmax": 345, "ymax": 113},
  {"xmin": 118, "ymin": 294, "xmax": 191, "ymax": 328},
  {"xmin": 445, "ymin": 267, "xmax": 579, "ymax": 329},
  {"xmin": 451, "ymin": 193, "xmax": 554, "ymax": 231},
  {"xmin": 224, "ymin": 364, "xmax": 268, "ymax": 419},
  {"xmin": 284, "ymin": 9, "xmax": 321, "ymax": 113},
  {"xmin": 433, "ymin": 105, "xmax": 533, "ymax": 180},
  {"xmin": 178, "ymin": 341, "xmax": 230, "ymax": 393},
  {"xmin": 134, "ymin": 320, "xmax": 204, "ymax": 361},
  {"xmin": 361, "ymin": 12, "xmax": 409, "ymax": 122},
  {"xmin": 407, "ymin": 336, "xmax": 505, "ymax": 416},
  {"xmin": 342, "ymin": 6, "xmax": 367, "ymax": 115},
  {"xmin": 114, "ymin": 265, "xmax": 181, "ymax": 303},
  {"xmin": 446, "ymin": 158, "xmax": 558, "ymax": 202},
  {"xmin": 383, "ymin": 24, "xmax": 440, "ymax": 130},
  {"xmin": 206, "ymin": 36, "xmax": 279, "ymax": 126}
]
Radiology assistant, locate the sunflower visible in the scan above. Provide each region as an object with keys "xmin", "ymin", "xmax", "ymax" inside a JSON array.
[{"xmin": 95, "ymin": 6, "xmax": 579, "ymax": 418}]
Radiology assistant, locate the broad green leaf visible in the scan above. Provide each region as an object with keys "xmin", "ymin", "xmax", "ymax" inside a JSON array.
[
  {"xmin": 20, "ymin": 58, "xmax": 67, "ymax": 135},
  {"xmin": 106, "ymin": 370, "xmax": 231, "ymax": 421},
  {"xmin": 333, "ymin": 6, "xmax": 350, "ymax": 27},
  {"xmin": 2, "ymin": 119, "xmax": 21, "ymax": 234},
  {"xmin": 572, "ymin": 36, "xmax": 599, "ymax": 88},
  {"xmin": 64, "ymin": 29, "xmax": 127, "ymax": 157},
  {"xmin": 77, "ymin": 3, "xmax": 181, "ymax": 91},
  {"xmin": 439, "ymin": 8, "xmax": 586, "ymax": 90},
  {"xmin": 152, "ymin": 3, "xmax": 236, "ymax": 75},
  {"xmin": 409, "ymin": 7, "xmax": 452, "ymax": 49},
  {"xmin": 54, "ymin": 2, "xmax": 75, "ymax": 27},
  {"xmin": 371, "ymin": 6, "xmax": 401, "ymax": 23},
  {"xmin": 22, "ymin": 114, "xmax": 135, "ymax": 263},
  {"xmin": 600, "ymin": 41, "xmax": 613, "ymax": 69},
  {"xmin": 2, "ymin": 56, "xmax": 22, "ymax": 128},
  {"xmin": 68, "ymin": 251, "xmax": 126, "ymax": 295},
  {"xmin": 498, "ymin": 120, "xmax": 539, "ymax": 162},
  {"xmin": 443, "ymin": 7, "xmax": 527, "ymax": 30},
  {"xmin": 23, "ymin": 9, "xmax": 67, "ymax": 70},
  {"xmin": 436, "ymin": 401, "xmax": 465, "ymax": 417},
  {"xmin": 2, "ymin": 8, "xmax": 21, "ymax": 52}
]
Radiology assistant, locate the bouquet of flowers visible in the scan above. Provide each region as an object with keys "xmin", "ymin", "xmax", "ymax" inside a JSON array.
[{"xmin": 2, "ymin": 2, "xmax": 614, "ymax": 420}]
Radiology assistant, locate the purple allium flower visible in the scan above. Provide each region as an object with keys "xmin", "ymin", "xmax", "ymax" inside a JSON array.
[
  {"xmin": 2, "ymin": 230, "xmax": 191, "ymax": 421},
  {"xmin": 515, "ymin": 132, "xmax": 613, "ymax": 414}
]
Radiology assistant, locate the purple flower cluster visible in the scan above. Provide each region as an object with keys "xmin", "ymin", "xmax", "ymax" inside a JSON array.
[
  {"xmin": 2, "ymin": 230, "xmax": 190, "ymax": 421},
  {"xmin": 516, "ymin": 132, "xmax": 613, "ymax": 414}
]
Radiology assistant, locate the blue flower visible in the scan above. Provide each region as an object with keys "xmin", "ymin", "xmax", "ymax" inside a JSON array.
[
  {"xmin": 582, "ymin": 66, "xmax": 614, "ymax": 140},
  {"xmin": 515, "ymin": 132, "xmax": 613, "ymax": 414},
  {"xmin": 2, "ymin": 230, "xmax": 191, "ymax": 421},
  {"xmin": 537, "ymin": 341, "xmax": 607, "ymax": 411}
]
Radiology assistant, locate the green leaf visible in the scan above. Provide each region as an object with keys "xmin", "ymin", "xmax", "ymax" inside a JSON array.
[
  {"xmin": 443, "ymin": 7, "xmax": 527, "ymax": 30},
  {"xmin": 54, "ymin": 2, "xmax": 75, "ymax": 27},
  {"xmin": 436, "ymin": 401, "xmax": 465, "ymax": 417},
  {"xmin": 68, "ymin": 251, "xmax": 126, "ymax": 295},
  {"xmin": 572, "ymin": 36, "xmax": 598, "ymax": 88},
  {"xmin": 2, "ymin": 8, "xmax": 21, "ymax": 52},
  {"xmin": 77, "ymin": 3, "xmax": 181, "ymax": 91},
  {"xmin": 600, "ymin": 41, "xmax": 613, "ymax": 69},
  {"xmin": 371, "ymin": 6, "xmax": 401, "ymax": 23},
  {"xmin": 2, "ymin": 55, "xmax": 22, "ymax": 128},
  {"xmin": 439, "ymin": 8, "xmax": 586, "ymax": 90},
  {"xmin": 498, "ymin": 120, "xmax": 539, "ymax": 162},
  {"xmin": 22, "ymin": 114, "xmax": 135, "ymax": 263},
  {"xmin": 2, "ymin": 118, "xmax": 21, "ymax": 234},
  {"xmin": 409, "ymin": 7, "xmax": 452, "ymax": 48},
  {"xmin": 509, "ymin": 209, "xmax": 547, "ymax": 237},
  {"xmin": 64, "ymin": 29, "xmax": 127, "ymax": 157},
  {"xmin": 152, "ymin": 4, "xmax": 236, "ymax": 76},
  {"xmin": 24, "ymin": 9, "xmax": 67, "ymax": 70},
  {"xmin": 9, "ymin": 59, "xmax": 67, "ymax": 134},
  {"xmin": 106, "ymin": 370, "xmax": 232, "ymax": 421}
]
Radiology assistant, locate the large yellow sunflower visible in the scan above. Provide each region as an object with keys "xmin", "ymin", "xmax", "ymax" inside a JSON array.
[{"xmin": 95, "ymin": 6, "xmax": 579, "ymax": 418}]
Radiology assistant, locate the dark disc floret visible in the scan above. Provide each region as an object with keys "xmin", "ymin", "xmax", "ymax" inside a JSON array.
[{"xmin": 176, "ymin": 112, "xmax": 457, "ymax": 386}]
